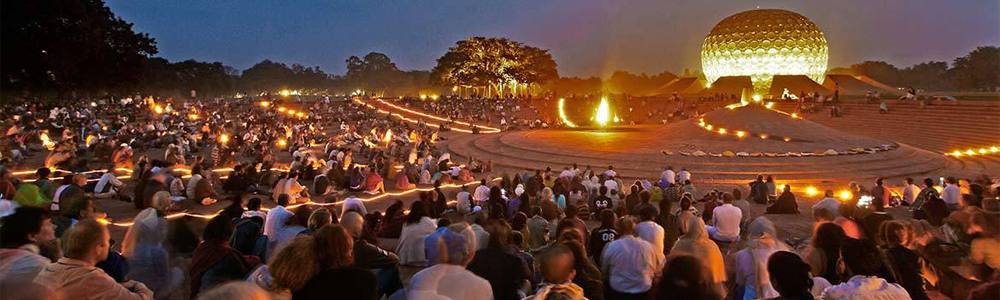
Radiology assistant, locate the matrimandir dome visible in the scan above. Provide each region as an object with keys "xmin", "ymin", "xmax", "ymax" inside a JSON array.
[{"xmin": 701, "ymin": 9, "xmax": 829, "ymax": 94}]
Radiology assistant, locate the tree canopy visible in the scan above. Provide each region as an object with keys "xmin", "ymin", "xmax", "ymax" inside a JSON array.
[
  {"xmin": 2, "ymin": 0, "xmax": 158, "ymax": 95},
  {"xmin": 849, "ymin": 46, "xmax": 999, "ymax": 91},
  {"xmin": 431, "ymin": 37, "xmax": 558, "ymax": 97}
]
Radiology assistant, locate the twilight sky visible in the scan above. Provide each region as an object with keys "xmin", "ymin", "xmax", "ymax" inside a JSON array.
[{"xmin": 106, "ymin": 0, "xmax": 999, "ymax": 77}]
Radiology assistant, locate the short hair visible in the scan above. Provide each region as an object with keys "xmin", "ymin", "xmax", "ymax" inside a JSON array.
[
  {"xmin": 151, "ymin": 191, "xmax": 171, "ymax": 211},
  {"xmin": 277, "ymin": 194, "xmax": 290, "ymax": 206},
  {"xmin": 340, "ymin": 211, "xmax": 365, "ymax": 237},
  {"xmin": 307, "ymin": 208, "xmax": 333, "ymax": 230},
  {"xmin": 616, "ymin": 215, "xmax": 637, "ymax": 235},
  {"xmin": 62, "ymin": 219, "xmax": 107, "ymax": 259},
  {"xmin": 314, "ymin": 225, "xmax": 353, "ymax": 269},
  {"xmin": 539, "ymin": 244, "xmax": 575, "ymax": 284},
  {"xmin": 0, "ymin": 206, "xmax": 52, "ymax": 248},
  {"xmin": 840, "ymin": 238, "xmax": 883, "ymax": 276},
  {"xmin": 599, "ymin": 209, "xmax": 616, "ymax": 228},
  {"xmin": 531, "ymin": 206, "xmax": 543, "ymax": 217},
  {"xmin": 203, "ymin": 215, "xmax": 235, "ymax": 242},
  {"xmin": 722, "ymin": 192, "xmax": 734, "ymax": 203},
  {"xmin": 247, "ymin": 197, "xmax": 262, "ymax": 211},
  {"xmin": 36, "ymin": 168, "xmax": 51, "ymax": 178},
  {"xmin": 878, "ymin": 220, "xmax": 910, "ymax": 247},
  {"xmin": 269, "ymin": 236, "xmax": 319, "ymax": 291},
  {"xmin": 825, "ymin": 190, "xmax": 834, "ymax": 197},
  {"xmin": 905, "ymin": 178, "xmax": 914, "ymax": 184},
  {"xmin": 640, "ymin": 190, "xmax": 651, "ymax": 203},
  {"xmin": 923, "ymin": 178, "xmax": 934, "ymax": 186},
  {"xmin": 767, "ymin": 251, "xmax": 814, "ymax": 297}
]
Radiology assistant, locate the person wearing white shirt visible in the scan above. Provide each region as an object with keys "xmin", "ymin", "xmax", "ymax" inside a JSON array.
[
  {"xmin": 901, "ymin": 178, "xmax": 920, "ymax": 206},
  {"xmin": 660, "ymin": 166, "xmax": 676, "ymax": 186},
  {"xmin": 93, "ymin": 169, "xmax": 123, "ymax": 199},
  {"xmin": 263, "ymin": 195, "xmax": 293, "ymax": 239},
  {"xmin": 558, "ymin": 167, "xmax": 575, "ymax": 180},
  {"xmin": 405, "ymin": 224, "xmax": 492, "ymax": 300},
  {"xmin": 941, "ymin": 177, "xmax": 960, "ymax": 209},
  {"xmin": 604, "ymin": 166, "xmax": 617, "ymax": 178},
  {"xmin": 472, "ymin": 180, "xmax": 490, "ymax": 206},
  {"xmin": 634, "ymin": 207, "xmax": 666, "ymax": 256},
  {"xmin": 601, "ymin": 217, "xmax": 663, "ymax": 297},
  {"xmin": 340, "ymin": 196, "xmax": 367, "ymax": 219},
  {"xmin": 456, "ymin": 186, "xmax": 472, "ymax": 214},
  {"xmin": 678, "ymin": 168, "xmax": 691, "ymax": 183},
  {"xmin": 812, "ymin": 190, "xmax": 842, "ymax": 218},
  {"xmin": 707, "ymin": 198, "xmax": 742, "ymax": 242}
]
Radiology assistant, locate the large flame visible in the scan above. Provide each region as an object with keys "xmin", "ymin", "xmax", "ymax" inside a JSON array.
[
  {"xmin": 594, "ymin": 97, "xmax": 612, "ymax": 127},
  {"xmin": 40, "ymin": 131, "xmax": 55, "ymax": 150},
  {"xmin": 558, "ymin": 98, "xmax": 577, "ymax": 128},
  {"xmin": 382, "ymin": 129, "xmax": 393, "ymax": 145}
]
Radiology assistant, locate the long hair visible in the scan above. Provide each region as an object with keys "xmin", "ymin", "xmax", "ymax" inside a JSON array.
[
  {"xmin": 405, "ymin": 200, "xmax": 428, "ymax": 224},
  {"xmin": 658, "ymin": 255, "xmax": 721, "ymax": 300},
  {"xmin": 269, "ymin": 236, "xmax": 319, "ymax": 291},
  {"xmin": 314, "ymin": 225, "xmax": 353, "ymax": 270}
]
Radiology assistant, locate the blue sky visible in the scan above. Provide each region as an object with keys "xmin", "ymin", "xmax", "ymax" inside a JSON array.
[{"xmin": 107, "ymin": 0, "xmax": 1000, "ymax": 77}]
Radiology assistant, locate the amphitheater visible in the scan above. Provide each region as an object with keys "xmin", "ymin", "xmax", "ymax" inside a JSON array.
[{"xmin": 367, "ymin": 97, "xmax": 1000, "ymax": 190}]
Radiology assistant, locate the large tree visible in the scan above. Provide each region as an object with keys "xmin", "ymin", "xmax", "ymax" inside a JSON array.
[
  {"xmin": 431, "ymin": 37, "xmax": 558, "ymax": 98},
  {"xmin": 949, "ymin": 46, "xmax": 1000, "ymax": 91},
  {"xmin": 1, "ymin": 0, "xmax": 158, "ymax": 96}
]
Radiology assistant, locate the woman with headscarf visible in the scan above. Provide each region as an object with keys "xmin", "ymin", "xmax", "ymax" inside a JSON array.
[
  {"xmin": 729, "ymin": 217, "xmax": 791, "ymax": 300},
  {"xmin": 671, "ymin": 216, "xmax": 726, "ymax": 289},
  {"xmin": 122, "ymin": 191, "xmax": 183, "ymax": 299}
]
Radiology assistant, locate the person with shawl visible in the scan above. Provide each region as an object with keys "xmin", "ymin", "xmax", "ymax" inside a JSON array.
[
  {"xmin": 190, "ymin": 215, "xmax": 260, "ymax": 298},
  {"xmin": 418, "ymin": 168, "xmax": 432, "ymax": 185},
  {"xmin": 348, "ymin": 167, "xmax": 365, "ymax": 191},
  {"xmin": 395, "ymin": 200, "xmax": 436, "ymax": 266},
  {"xmin": 363, "ymin": 167, "xmax": 385, "ymax": 195},
  {"xmin": 121, "ymin": 191, "xmax": 183, "ymax": 299},
  {"xmin": 729, "ymin": 217, "xmax": 792, "ymax": 300},
  {"xmin": 671, "ymin": 216, "xmax": 726, "ymax": 290}
]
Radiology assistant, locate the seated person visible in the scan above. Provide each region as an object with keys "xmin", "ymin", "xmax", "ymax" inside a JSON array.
[
  {"xmin": 394, "ymin": 171, "xmax": 415, "ymax": 190},
  {"xmin": 766, "ymin": 184, "xmax": 799, "ymax": 214},
  {"xmin": 364, "ymin": 167, "xmax": 385, "ymax": 195}
]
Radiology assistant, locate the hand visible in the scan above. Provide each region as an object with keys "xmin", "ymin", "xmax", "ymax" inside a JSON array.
[{"xmin": 123, "ymin": 280, "xmax": 153, "ymax": 296}]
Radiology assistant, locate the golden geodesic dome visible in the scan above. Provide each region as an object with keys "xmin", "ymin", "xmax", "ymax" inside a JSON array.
[{"xmin": 701, "ymin": 9, "xmax": 828, "ymax": 95}]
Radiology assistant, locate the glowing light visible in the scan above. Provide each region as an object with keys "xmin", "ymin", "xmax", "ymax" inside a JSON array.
[
  {"xmin": 279, "ymin": 89, "xmax": 292, "ymax": 97},
  {"xmin": 153, "ymin": 105, "xmax": 164, "ymax": 114},
  {"xmin": 992, "ymin": 146, "xmax": 999, "ymax": 153},
  {"xmin": 362, "ymin": 98, "xmax": 501, "ymax": 133},
  {"xmin": 381, "ymin": 129, "xmax": 394, "ymax": 146},
  {"xmin": 187, "ymin": 113, "xmax": 200, "ymax": 121},
  {"xmin": 287, "ymin": 109, "xmax": 297, "ymax": 115},
  {"xmin": 276, "ymin": 138, "xmax": 288, "ymax": 148},
  {"xmin": 594, "ymin": 97, "xmax": 613, "ymax": 126},
  {"xmin": 295, "ymin": 112, "xmax": 305, "ymax": 118},
  {"xmin": 557, "ymin": 98, "xmax": 578, "ymax": 128},
  {"xmin": 950, "ymin": 150, "xmax": 963, "ymax": 157},
  {"xmin": 838, "ymin": 190, "xmax": 853, "ymax": 201},
  {"xmin": 705, "ymin": 124, "xmax": 714, "ymax": 130},
  {"xmin": 39, "ymin": 131, "xmax": 55, "ymax": 151},
  {"xmin": 260, "ymin": 101, "xmax": 271, "ymax": 108},
  {"xmin": 764, "ymin": 102, "xmax": 775, "ymax": 109},
  {"xmin": 702, "ymin": 9, "xmax": 829, "ymax": 94},
  {"xmin": 751, "ymin": 94, "xmax": 763, "ymax": 102},
  {"xmin": 804, "ymin": 186, "xmax": 819, "ymax": 197},
  {"xmin": 277, "ymin": 107, "xmax": 287, "ymax": 113},
  {"xmin": 979, "ymin": 148, "xmax": 988, "ymax": 154},
  {"xmin": 735, "ymin": 131, "xmax": 746, "ymax": 138},
  {"xmin": 218, "ymin": 133, "xmax": 230, "ymax": 145},
  {"xmin": 965, "ymin": 149, "xmax": 976, "ymax": 155},
  {"xmin": 783, "ymin": 137, "xmax": 792, "ymax": 142},
  {"xmin": 717, "ymin": 128, "xmax": 727, "ymax": 134},
  {"xmin": 790, "ymin": 113, "xmax": 800, "ymax": 119},
  {"xmin": 419, "ymin": 94, "xmax": 427, "ymax": 100},
  {"xmin": 430, "ymin": 95, "xmax": 439, "ymax": 100},
  {"xmin": 759, "ymin": 134, "xmax": 768, "ymax": 140}
]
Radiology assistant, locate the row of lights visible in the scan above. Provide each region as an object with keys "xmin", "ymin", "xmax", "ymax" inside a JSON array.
[
  {"xmin": 947, "ymin": 145, "xmax": 1000, "ymax": 157},
  {"xmin": 369, "ymin": 98, "xmax": 501, "ymax": 133},
  {"xmin": 697, "ymin": 118, "xmax": 793, "ymax": 142},
  {"xmin": 418, "ymin": 94, "xmax": 440, "ymax": 100}
]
